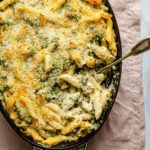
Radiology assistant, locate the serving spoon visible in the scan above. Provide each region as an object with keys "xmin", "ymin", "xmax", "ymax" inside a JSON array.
[{"xmin": 100, "ymin": 38, "xmax": 150, "ymax": 72}]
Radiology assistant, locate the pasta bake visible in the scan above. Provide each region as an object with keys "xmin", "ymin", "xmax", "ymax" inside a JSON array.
[{"xmin": 0, "ymin": 0, "xmax": 117, "ymax": 146}]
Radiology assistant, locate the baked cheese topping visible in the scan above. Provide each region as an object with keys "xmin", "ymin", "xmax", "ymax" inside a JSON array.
[{"xmin": 0, "ymin": 0, "xmax": 117, "ymax": 146}]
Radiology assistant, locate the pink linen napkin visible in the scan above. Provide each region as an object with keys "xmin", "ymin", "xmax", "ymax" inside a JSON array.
[{"xmin": 0, "ymin": 0, "xmax": 145, "ymax": 150}]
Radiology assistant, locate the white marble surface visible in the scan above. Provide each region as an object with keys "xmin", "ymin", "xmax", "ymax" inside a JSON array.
[{"xmin": 141, "ymin": 0, "xmax": 150, "ymax": 149}]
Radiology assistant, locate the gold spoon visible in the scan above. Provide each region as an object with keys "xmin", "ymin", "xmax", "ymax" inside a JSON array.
[{"xmin": 100, "ymin": 38, "xmax": 150, "ymax": 72}]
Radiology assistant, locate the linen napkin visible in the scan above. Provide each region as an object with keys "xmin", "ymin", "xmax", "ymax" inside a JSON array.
[{"xmin": 0, "ymin": 0, "xmax": 145, "ymax": 150}]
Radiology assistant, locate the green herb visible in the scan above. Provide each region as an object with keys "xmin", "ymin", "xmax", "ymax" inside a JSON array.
[
  {"xmin": 40, "ymin": 2, "xmax": 44, "ymax": 9},
  {"xmin": 99, "ymin": 68, "xmax": 103, "ymax": 72},
  {"xmin": 100, "ymin": 31, "xmax": 105, "ymax": 38},
  {"xmin": 3, "ymin": 82, "xmax": 8, "ymax": 88},
  {"xmin": 91, "ymin": 24, "xmax": 96, "ymax": 30},
  {"xmin": 72, "ymin": 28, "xmax": 78, "ymax": 33},
  {"xmin": 72, "ymin": 134, "xmax": 76, "ymax": 138},
  {"xmin": 32, "ymin": 47, "xmax": 38, "ymax": 53},
  {"xmin": 57, "ymin": 8, "xmax": 63, "ymax": 13},
  {"xmin": 103, "ymin": 6, "xmax": 109, "ymax": 12},
  {"xmin": 91, "ymin": 108, "xmax": 95, "ymax": 115},
  {"xmin": 63, "ymin": 3, "xmax": 69, "ymax": 8},
  {"xmin": 5, "ymin": 20, "xmax": 14, "ymax": 26},
  {"xmin": 84, "ymin": 97, "xmax": 90, "ymax": 103},
  {"xmin": 35, "ymin": 28, "xmax": 39, "ymax": 34},
  {"xmin": 78, "ymin": 111, "xmax": 83, "ymax": 115},
  {"xmin": 80, "ymin": 70, "xmax": 86, "ymax": 76},
  {"xmin": 66, "ymin": 14, "xmax": 81, "ymax": 22},
  {"xmin": 90, "ymin": 39, "xmax": 94, "ymax": 44},
  {"xmin": 42, "ymin": 62, "xmax": 45, "ymax": 70},
  {"xmin": 88, "ymin": 52, "xmax": 94, "ymax": 57},
  {"xmin": 0, "ymin": 94, "xmax": 4, "ymax": 100},
  {"xmin": 107, "ymin": 93, "xmax": 112, "ymax": 98},
  {"xmin": 82, "ymin": 77, "xmax": 88, "ymax": 85},
  {"xmin": 39, "ymin": 82, "xmax": 45, "ymax": 89},
  {"xmin": 100, "ymin": 120, "xmax": 103, "ymax": 124},
  {"xmin": 38, "ymin": 32, "xmax": 43, "ymax": 36},
  {"xmin": 36, "ymin": 72, "xmax": 41, "ymax": 78},
  {"xmin": 77, "ymin": 88, "xmax": 83, "ymax": 93},
  {"xmin": 26, "ymin": 64, "xmax": 29, "ymax": 68},
  {"xmin": 60, "ymin": 55, "xmax": 64, "ymax": 59},
  {"xmin": 54, "ymin": 37, "xmax": 59, "ymax": 40},
  {"xmin": 52, "ymin": 59, "xmax": 63, "ymax": 69},
  {"xmin": 64, "ymin": 119, "xmax": 69, "ymax": 125},
  {"xmin": 0, "ymin": 74, "xmax": 6, "ymax": 79},
  {"xmin": 0, "ymin": 86, "xmax": 4, "ymax": 92},
  {"xmin": 26, "ymin": 117, "xmax": 33, "ymax": 123},
  {"xmin": 47, "ymin": 132, "xmax": 55, "ymax": 137},
  {"xmin": 68, "ymin": 8, "xmax": 72, "ymax": 11},
  {"xmin": 67, "ymin": 0, "xmax": 71, "ymax": 2},
  {"xmin": 81, "ymin": 1, "xmax": 87, "ymax": 5},
  {"xmin": 13, "ymin": 10, "xmax": 15, "ymax": 15},
  {"xmin": 0, "ymin": 56, "xmax": 6, "ymax": 63}
]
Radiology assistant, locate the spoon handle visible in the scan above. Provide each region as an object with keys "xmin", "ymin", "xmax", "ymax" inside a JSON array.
[
  {"xmin": 100, "ymin": 38, "xmax": 150, "ymax": 72},
  {"xmin": 131, "ymin": 38, "xmax": 150, "ymax": 55},
  {"xmin": 101, "ymin": 52, "xmax": 131, "ymax": 71}
]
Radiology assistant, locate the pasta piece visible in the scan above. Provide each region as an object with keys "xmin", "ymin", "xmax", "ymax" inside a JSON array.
[
  {"xmin": 50, "ymin": 0, "xmax": 66, "ymax": 12},
  {"xmin": 90, "ymin": 90, "xmax": 102, "ymax": 120},
  {"xmin": 70, "ymin": 50, "xmax": 85, "ymax": 68},
  {"xmin": 80, "ymin": 113, "xmax": 94, "ymax": 120},
  {"xmin": 27, "ymin": 27, "xmax": 41, "ymax": 50},
  {"xmin": 45, "ymin": 52, "xmax": 52, "ymax": 72},
  {"xmin": 59, "ymin": 74, "xmax": 82, "ymax": 88},
  {"xmin": 106, "ymin": 19, "xmax": 117, "ymax": 56},
  {"xmin": 24, "ymin": 128, "xmax": 43, "ymax": 141},
  {"xmin": 41, "ymin": 106, "xmax": 62, "ymax": 124},
  {"xmin": 61, "ymin": 92, "xmax": 80, "ymax": 110},
  {"xmin": 67, "ymin": 64, "xmax": 76, "ymax": 75},
  {"xmin": 7, "ymin": 74, "xmax": 14, "ymax": 88},
  {"xmin": 94, "ymin": 9, "xmax": 112, "ymax": 19},
  {"xmin": 71, "ymin": 0, "xmax": 79, "ymax": 12},
  {"xmin": 7, "ymin": 93, "xmax": 18, "ymax": 109},
  {"xmin": 80, "ymin": 121, "xmax": 92, "ymax": 129},
  {"xmin": 33, "ymin": 49, "xmax": 46, "ymax": 68},
  {"xmin": 94, "ymin": 73, "xmax": 105, "ymax": 84},
  {"xmin": 91, "ymin": 44, "xmax": 115, "ymax": 63},
  {"xmin": 80, "ymin": 16, "xmax": 101, "ymax": 23},
  {"xmin": 82, "ymin": 81, "xmax": 95, "ymax": 95},
  {"xmin": 13, "ymin": 65, "xmax": 23, "ymax": 81},
  {"xmin": 48, "ymin": 120, "xmax": 64, "ymax": 130},
  {"xmin": 62, "ymin": 117, "xmax": 82, "ymax": 135},
  {"xmin": 9, "ymin": 109, "xmax": 17, "ymax": 120},
  {"xmin": 46, "ymin": 103, "xmax": 66, "ymax": 117},
  {"xmin": 80, "ymin": 5, "xmax": 99, "ymax": 19},
  {"xmin": 19, "ymin": 96, "xmax": 38, "ymax": 119},
  {"xmin": 100, "ymin": 89, "xmax": 110, "ymax": 109},
  {"xmin": 86, "ymin": 56, "xmax": 95, "ymax": 68},
  {"xmin": 82, "ymin": 101, "xmax": 92, "ymax": 112},
  {"xmin": 15, "ymin": 25, "xmax": 27, "ymax": 40},
  {"xmin": 84, "ymin": 0, "xmax": 102, "ymax": 5},
  {"xmin": 43, "ymin": 135, "xmax": 67, "ymax": 146},
  {"xmin": 68, "ymin": 136, "xmax": 79, "ymax": 141},
  {"xmin": 87, "ymin": 73, "xmax": 102, "ymax": 91},
  {"xmin": 34, "ymin": 105, "xmax": 55, "ymax": 131}
]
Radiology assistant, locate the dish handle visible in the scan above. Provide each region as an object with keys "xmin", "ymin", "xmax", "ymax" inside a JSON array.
[
  {"xmin": 32, "ymin": 141, "xmax": 89, "ymax": 150},
  {"xmin": 33, "ymin": 146, "xmax": 44, "ymax": 150},
  {"xmin": 77, "ymin": 141, "xmax": 89, "ymax": 150}
]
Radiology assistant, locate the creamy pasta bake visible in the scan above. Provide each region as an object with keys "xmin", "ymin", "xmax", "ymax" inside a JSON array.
[{"xmin": 0, "ymin": 0, "xmax": 117, "ymax": 146}]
